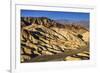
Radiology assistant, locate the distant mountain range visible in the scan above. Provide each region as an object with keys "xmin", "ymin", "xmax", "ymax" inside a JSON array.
[
  {"xmin": 55, "ymin": 19, "xmax": 89, "ymax": 29},
  {"xmin": 21, "ymin": 17, "xmax": 89, "ymax": 29}
]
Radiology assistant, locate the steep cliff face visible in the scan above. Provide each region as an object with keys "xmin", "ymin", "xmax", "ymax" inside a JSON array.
[{"xmin": 21, "ymin": 17, "xmax": 89, "ymax": 63}]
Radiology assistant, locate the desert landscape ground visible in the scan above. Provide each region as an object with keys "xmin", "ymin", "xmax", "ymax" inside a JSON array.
[{"xmin": 20, "ymin": 16, "xmax": 90, "ymax": 63}]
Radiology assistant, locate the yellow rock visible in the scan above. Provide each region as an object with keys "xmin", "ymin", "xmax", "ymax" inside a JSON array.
[
  {"xmin": 24, "ymin": 48, "xmax": 32, "ymax": 54},
  {"xmin": 26, "ymin": 42, "xmax": 38, "ymax": 50},
  {"xmin": 77, "ymin": 53, "xmax": 89, "ymax": 57},
  {"xmin": 48, "ymin": 48, "xmax": 62, "ymax": 53},
  {"xmin": 82, "ymin": 32, "xmax": 89, "ymax": 42},
  {"xmin": 64, "ymin": 56, "xmax": 81, "ymax": 61},
  {"xmin": 42, "ymin": 50, "xmax": 53, "ymax": 55},
  {"xmin": 33, "ymin": 51, "xmax": 41, "ymax": 55},
  {"xmin": 21, "ymin": 55, "xmax": 31, "ymax": 62},
  {"xmin": 83, "ymin": 51, "xmax": 89, "ymax": 54}
]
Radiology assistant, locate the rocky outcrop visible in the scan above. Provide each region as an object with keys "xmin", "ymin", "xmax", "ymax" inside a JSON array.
[{"xmin": 21, "ymin": 17, "xmax": 90, "ymax": 63}]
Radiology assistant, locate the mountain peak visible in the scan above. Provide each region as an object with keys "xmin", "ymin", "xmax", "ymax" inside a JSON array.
[{"xmin": 21, "ymin": 17, "xmax": 63, "ymax": 28}]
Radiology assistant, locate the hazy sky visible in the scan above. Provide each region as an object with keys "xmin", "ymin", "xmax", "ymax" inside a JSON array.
[{"xmin": 21, "ymin": 9, "xmax": 89, "ymax": 21}]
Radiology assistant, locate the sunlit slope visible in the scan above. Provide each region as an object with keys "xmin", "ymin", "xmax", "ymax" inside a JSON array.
[{"xmin": 21, "ymin": 17, "xmax": 89, "ymax": 62}]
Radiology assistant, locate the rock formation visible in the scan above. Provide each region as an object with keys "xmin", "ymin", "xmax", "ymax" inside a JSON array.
[{"xmin": 20, "ymin": 17, "xmax": 90, "ymax": 63}]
